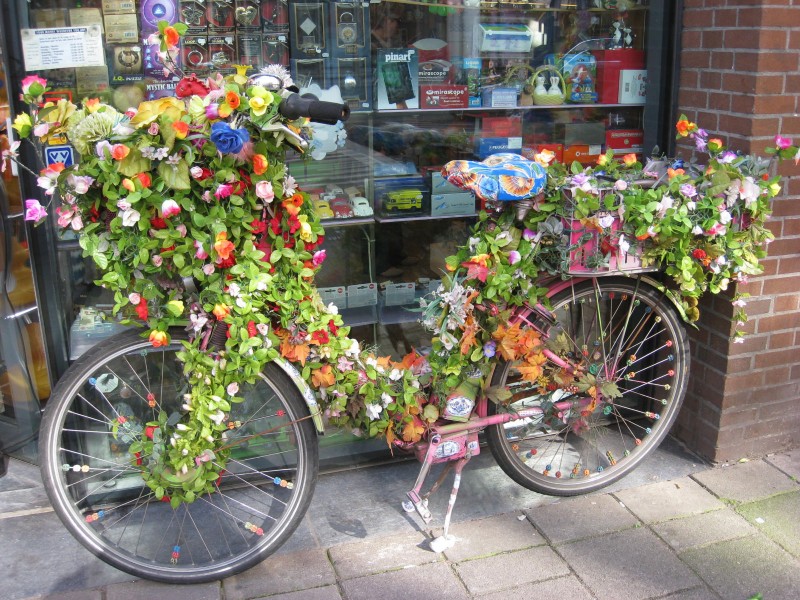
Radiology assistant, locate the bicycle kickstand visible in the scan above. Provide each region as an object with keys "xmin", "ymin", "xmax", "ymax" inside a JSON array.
[{"xmin": 429, "ymin": 454, "xmax": 471, "ymax": 553}]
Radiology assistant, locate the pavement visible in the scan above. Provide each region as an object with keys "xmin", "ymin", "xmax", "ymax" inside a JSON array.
[{"xmin": 1, "ymin": 438, "xmax": 799, "ymax": 600}]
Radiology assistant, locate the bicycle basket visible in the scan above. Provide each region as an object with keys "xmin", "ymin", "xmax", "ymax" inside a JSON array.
[{"xmin": 561, "ymin": 194, "xmax": 656, "ymax": 276}]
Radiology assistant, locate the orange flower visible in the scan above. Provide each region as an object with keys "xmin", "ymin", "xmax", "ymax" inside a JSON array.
[
  {"xmin": 214, "ymin": 231, "xmax": 235, "ymax": 260},
  {"xmin": 84, "ymin": 98, "xmax": 101, "ymax": 113},
  {"xmin": 149, "ymin": 330, "xmax": 169, "ymax": 347},
  {"xmin": 225, "ymin": 91, "xmax": 240, "ymax": 110},
  {"xmin": 218, "ymin": 103, "xmax": 233, "ymax": 119},
  {"xmin": 253, "ymin": 154, "xmax": 268, "ymax": 175},
  {"xmin": 667, "ymin": 167, "xmax": 685, "ymax": 179},
  {"xmin": 121, "ymin": 178, "xmax": 135, "ymax": 192},
  {"xmin": 707, "ymin": 138, "xmax": 724, "ymax": 153},
  {"xmin": 596, "ymin": 153, "xmax": 610, "ymax": 167},
  {"xmin": 282, "ymin": 199, "xmax": 301, "ymax": 217},
  {"xmin": 212, "ymin": 304, "xmax": 230, "ymax": 320},
  {"xmin": 48, "ymin": 162, "xmax": 66, "ymax": 173},
  {"xmin": 470, "ymin": 253, "xmax": 491, "ymax": 266},
  {"xmin": 623, "ymin": 153, "xmax": 638, "ymax": 166},
  {"xmin": 675, "ymin": 117, "xmax": 696, "ymax": 137},
  {"xmin": 136, "ymin": 172, "xmax": 152, "ymax": 188},
  {"xmin": 172, "ymin": 120, "xmax": 189, "ymax": 139},
  {"xmin": 163, "ymin": 26, "xmax": 180, "ymax": 48},
  {"xmin": 111, "ymin": 144, "xmax": 130, "ymax": 160}
]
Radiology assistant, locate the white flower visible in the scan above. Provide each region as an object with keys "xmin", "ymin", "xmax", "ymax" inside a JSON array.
[
  {"xmin": 389, "ymin": 368, "xmax": 403, "ymax": 381},
  {"xmin": 618, "ymin": 235, "xmax": 630, "ymax": 254},
  {"xmin": 228, "ymin": 282, "xmax": 241, "ymax": 296},
  {"xmin": 598, "ymin": 214, "xmax": 616, "ymax": 229},
  {"xmin": 686, "ymin": 201, "xmax": 696, "ymax": 211},
  {"xmin": 327, "ymin": 302, "xmax": 339, "ymax": 315},
  {"xmin": 381, "ymin": 392, "xmax": 393, "ymax": 407},
  {"xmin": 128, "ymin": 292, "xmax": 141, "ymax": 304},
  {"xmin": 656, "ymin": 194, "xmax": 674, "ymax": 218},
  {"xmin": 226, "ymin": 382, "xmax": 240, "ymax": 396},
  {"xmin": 739, "ymin": 177, "xmax": 760, "ymax": 207},
  {"xmin": 719, "ymin": 209, "xmax": 732, "ymax": 224},
  {"xmin": 345, "ymin": 339, "xmax": 360, "ymax": 357},
  {"xmin": 365, "ymin": 403, "xmax": 382, "ymax": 421},
  {"xmin": 256, "ymin": 323, "xmax": 269, "ymax": 335},
  {"xmin": 692, "ymin": 225, "xmax": 704, "ymax": 235},
  {"xmin": 120, "ymin": 208, "xmax": 140, "ymax": 227}
]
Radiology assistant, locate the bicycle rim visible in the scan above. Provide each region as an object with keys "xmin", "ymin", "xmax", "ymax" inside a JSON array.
[
  {"xmin": 486, "ymin": 277, "xmax": 689, "ymax": 496},
  {"xmin": 39, "ymin": 330, "xmax": 318, "ymax": 583}
]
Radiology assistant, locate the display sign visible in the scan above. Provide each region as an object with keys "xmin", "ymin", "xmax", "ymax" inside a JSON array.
[{"xmin": 21, "ymin": 26, "xmax": 105, "ymax": 71}]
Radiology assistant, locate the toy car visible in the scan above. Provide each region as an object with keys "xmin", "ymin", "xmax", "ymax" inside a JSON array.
[
  {"xmin": 350, "ymin": 196, "xmax": 373, "ymax": 217},
  {"xmin": 313, "ymin": 199, "xmax": 335, "ymax": 219},
  {"xmin": 383, "ymin": 189, "xmax": 423, "ymax": 211},
  {"xmin": 329, "ymin": 197, "xmax": 354, "ymax": 218}
]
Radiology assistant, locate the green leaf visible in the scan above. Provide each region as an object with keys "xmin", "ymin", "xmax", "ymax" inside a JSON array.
[{"xmin": 158, "ymin": 160, "xmax": 191, "ymax": 190}]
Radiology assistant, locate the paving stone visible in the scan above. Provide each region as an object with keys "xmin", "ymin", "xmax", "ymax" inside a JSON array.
[
  {"xmin": 765, "ymin": 448, "xmax": 800, "ymax": 480},
  {"xmin": 106, "ymin": 580, "xmax": 221, "ymax": 600},
  {"xmin": 652, "ymin": 507, "xmax": 757, "ymax": 552},
  {"xmin": 328, "ymin": 529, "xmax": 438, "ymax": 580},
  {"xmin": 558, "ymin": 526, "xmax": 701, "ymax": 600},
  {"xmin": 658, "ymin": 587, "xmax": 722, "ymax": 600},
  {"xmin": 737, "ymin": 491, "xmax": 800, "ymax": 558},
  {"xmin": 23, "ymin": 590, "xmax": 103, "ymax": 600},
  {"xmin": 254, "ymin": 585, "xmax": 342, "ymax": 600},
  {"xmin": 453, "ymin": 546, "xmax": 569, "ymax": 596},
  {"xmin": 475, "ymin": 574, "xmax": 593, "ymax": 600},
  {"xmin": 692, "ymin": 460, "xmax": 797, "ymax": 503},
  {"xmin": 341, "ymin": 562, "xmax": 468, "ymax": 600},
  {"xmin": 222, "ymin": 548, "xmax": 335, "ymax": 600},
  {"xmin": 615, "ymin": 476, "xmax": 724, "ymax": 523},
  {"xmin": 525, "ymin": 492, "xmax": 639, "ymax": 544},
  {"xmin": 680, "ymin": 535, "xmax": 800, "ymax": 600},
  {"xmin": 441, "ymin": 512, "xmax": 544, "ymax": 562}
]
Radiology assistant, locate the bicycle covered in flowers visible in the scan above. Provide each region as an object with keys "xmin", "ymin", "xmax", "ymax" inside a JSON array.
[{"xmin": 8, "ymin": 22, "xmax": 795, "ymax": 584}]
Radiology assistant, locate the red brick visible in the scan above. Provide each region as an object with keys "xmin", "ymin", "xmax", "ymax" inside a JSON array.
[
  {"xmin": 779, "ymin": 255, "xmax": 800, "ymax": 274},
  {"xmin": 730, "ymin": 94, "xmax": 756, "ymax": 113},
  {"xmin": 757, "ymin": 52, "xmax": 800, "ymax": 73},
  {"xmin": 718, "ymin": 407, "xmax": 759, "ymax": 428},
  {"xmin": 756, "ymin": 311, "xmax": 800, "ymax": 333},
  {"xmin": 682, "ymin": 30, "xmax": 703, "ymax": 49},
  {"xmin": 773, "ymin": 293, "xmax": 800, "ymax": 312},
  {"xmin": 758, "ymin": 7, "xmax": 800, "ymax": 26},
  {"xmin": 753, "ymin": 94, "xmax": 796, "ymax": 114},
  {"xmin": 685, "ymin": 9, "xmax": 716, "ymax": 28},
  {"xmin": 715, "ymin": 8, "xmax": 740, "ymax": 27},
  {"xmin": 704, "ymin": 30, "xmax": 726, "ymax": 49}
]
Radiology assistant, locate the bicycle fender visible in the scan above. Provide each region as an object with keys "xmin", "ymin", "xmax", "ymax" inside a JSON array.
[{"xmin": 272, "ymin": 357, "xmax": 326, "ymax": 434}]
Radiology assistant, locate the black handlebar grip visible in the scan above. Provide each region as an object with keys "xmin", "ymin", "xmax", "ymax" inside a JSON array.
[{"xmin": 279, "ymin": 93, "xmax": 350, "ymax": 125}]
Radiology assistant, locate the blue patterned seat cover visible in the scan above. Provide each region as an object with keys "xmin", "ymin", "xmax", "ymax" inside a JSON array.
[{"xmin": 442, "ymin": 153, "xmax": 547, "ymax": 202}]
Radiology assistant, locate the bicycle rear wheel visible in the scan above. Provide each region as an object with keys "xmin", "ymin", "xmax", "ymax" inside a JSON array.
[
  {"xmin": 39, "ymin": 329, "xmax": 318, "ymax": 583},
  {"xmin": 486, "ymin": 277, "xmax": 689, "ymax": 496}
]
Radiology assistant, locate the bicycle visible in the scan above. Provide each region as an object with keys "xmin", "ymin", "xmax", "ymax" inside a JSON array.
[
  {"xmin": 36, "ymin": 112, "xmax": 691, "ymax": 587},
  {"xmin": 23, "ymin": 49, "xmax": 788, "ymax": 583}
]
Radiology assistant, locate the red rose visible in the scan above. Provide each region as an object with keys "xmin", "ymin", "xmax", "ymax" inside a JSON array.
[
  {"xmin": 150, "ymin": 217, "xmax": 167, "ymax": 229},
  {"xmin": 135, "ymin": 297, "xmax": 148, "ymax": 321}
]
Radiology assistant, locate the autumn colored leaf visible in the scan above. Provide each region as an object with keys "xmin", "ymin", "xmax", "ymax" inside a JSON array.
[
  {"xmin": 517, "ymin": 328, "xmax": 543, "ymax": 354},
  {"xmin": 492, "ymin": 322, "xmax": 523, "ymax": 361},
  {"xmin": 516, "ymin": 362, "xmax": 545, "ymax": 383},
  {"xmin": 460, "ymin": 316, "xmax": 479, "ymax": 355},
  {"xmin": 280, "ymin": 338, "xmax": 310, "ymax": 365},
  {"xmin": 385, "ymin": 426, "xmax": 396, "ymax": 451},
  {"xmin": 461, "ymin": 260, "xmax": 489, "ymax": 283},
  {"xmin": 311, "ymin": 364, "xmax": 335, "ymax": 388},
  {"xmin": 402, "ymin": 417, "xmax": 425, "ymax": 443},
  {"xmin": 375, "ymin": 355, "xmax": 392, "ymax": 369}
]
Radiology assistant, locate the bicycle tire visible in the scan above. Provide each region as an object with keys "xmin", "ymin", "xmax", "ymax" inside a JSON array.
[
  {"xmin": 39, "ymin": 328, "xmax": 318, "ymax": 583},
  {"xmin": 486, "ymin": 277, "xmax": 689, "ymax": 496}
]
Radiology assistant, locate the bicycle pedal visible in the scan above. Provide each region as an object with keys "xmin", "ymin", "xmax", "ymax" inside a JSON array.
[{"xmin": 405, "ymin": 490, "xmax": 432, "ymax": 523}]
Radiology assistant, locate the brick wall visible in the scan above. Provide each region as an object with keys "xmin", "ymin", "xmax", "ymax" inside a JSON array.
[{"xmin": 672, "ymin": 0, "xmax": 800, "ymax": 463}]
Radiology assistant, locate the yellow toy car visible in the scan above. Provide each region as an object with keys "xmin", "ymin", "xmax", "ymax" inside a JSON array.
[{"xmin": 383, "ymin": 189, "xmax": 423, "ymax": 211}]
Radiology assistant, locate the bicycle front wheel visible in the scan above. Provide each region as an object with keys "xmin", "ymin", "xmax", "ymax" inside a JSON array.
[
  {"xmin": 39, "ymin": 329, "xmax": 318, "ymax": 583},
  {"xmin": 486, "ymin": 277, "xmax": 689, "ymax": 496}
]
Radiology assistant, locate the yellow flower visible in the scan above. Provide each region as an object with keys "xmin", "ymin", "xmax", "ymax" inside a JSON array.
[
  {"xmin": 596, "ymin": 153, "xmax": 610, "ymax": 167},
  {"xmin": 149, "ymin": 330, "xmax": 169, "ymax": 347},
  {"xmin": 298, "ymin": 215, "xmax": 313, "ymax": 242},
  {"xmin": 12, "ymin": 113, "xmax": 32, "ymax": 137},
  {"xmin": 533, "ymin": 149, "xmax": 555, "ymax": 166},
  {"xmin": 232, "ymin": 64, "xmax": 251, "ymax": 86},
  {"xmin": 130, "ymin": 97, "xmax": 186, "ymax": 128},
  {"xmin": 623, "ymin": 153, "xmax": 638, "ymax": 166},
  {"xmin": 84, "ymin": 98, "xmax": 102, "ymax": 113},
  {"xmin": 768, "ymin": 182, "xmax": 781, "ymax": 196},
  {"xmin": 121, "ymin": 178, "xmax": 136, "ymax": 192},
  {"xmin": 247, "ymin": 86, "xmax": 273, "ymax": 116},
  {"xmin": 212, "ymin": 304, "xmax": 230, "ymax": 320}
]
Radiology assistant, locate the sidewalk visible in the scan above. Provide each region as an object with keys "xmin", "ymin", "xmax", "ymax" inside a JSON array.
[{"xmin": 2, "ymin": 440, "xmax": 798, "ymax": 600}]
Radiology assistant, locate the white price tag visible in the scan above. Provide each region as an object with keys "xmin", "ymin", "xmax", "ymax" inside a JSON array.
[{"xmin": 21, "ymin": 26, "xmax": 105, "ymax": 71}]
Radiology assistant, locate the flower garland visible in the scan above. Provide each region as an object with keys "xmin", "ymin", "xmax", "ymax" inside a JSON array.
[{"xmin": 4, "ymin": 22, "xmax": 798, "ymax": 503}]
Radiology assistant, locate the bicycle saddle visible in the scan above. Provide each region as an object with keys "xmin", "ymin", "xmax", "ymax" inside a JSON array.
[{"xmin": 442, "ymin": 153, "xmax": 547, "ymax": 203}]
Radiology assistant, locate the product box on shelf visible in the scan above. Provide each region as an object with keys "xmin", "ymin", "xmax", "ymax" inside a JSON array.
[
  {"xmin": 413, "ymin": 38, "xmax": 448, "ymax": 63},
  {"xmin": 430, "ymin": 192, "xmax": 476, "ymax": 217},
  {"xmin": 318, "ymin": 286, "xmax": 347, "ymax": 310},
  {"xmin": 420, "ymin": 85, "xmax": 468, "ymax": 109},
  {"xmin": 548, "ymin": 53, "xmax": 598, "ymax": 104},
  {"xmin": 474, "ymin": 23, "xmax": 533, "ymax": 54},
  {"xmin": 335, "ymin": 56, "xmax": 371, "ymax": 110},
  {"xmin": 179, "ymin": 1, "xmax": 208, "ymax": 34},
  {"xmin": 182, "ymin": 35, "xmax": 209, "ymax": 73},
  {"xmin": 263, "ymin": 32, "xmax": 289, "ymax": 65},
  {"xmin": 208, "ymin": 34, "xmax": 236, "ymax": 71},
  {"xmin": 289, "ymin": 2, "xmax": 326, "ymax": 55},
  {"xmin": 559, "ymin": 122, "xmax": 606, "ymax": 147},
  {"xmin": 140, "ymin": 0, "xmax": 178, "ymax": 34},
  {"xmin": 373, "ymin": 175, "xmax": 426, "ymax": 217},
  {"xmin": 346, "ymin": 283, "xmax": 378, "ymax": 308},
  {"xmin": 563, "ymin": 144, "xmax": 603, "ymax": 165},
  {"xmin": 233, "ymin": 0, "xmax": 262, "ymax": 30},
  {"xmin": 460, "ymin": 57, "xmax": 482, "ymax": 107},
  {"xmin": 102, "ymin": 0, "xmax": 136, "ymax": 13},
  {"xmin": 619, "ymin": 69, "xmax": 647, "ymax": 104},
  {"xmin": 376, "ymin": 48, "xmax": 418, "ymax": 110},
  {"xmin": 481, "ymin": 116, "xmax": 522, "ymax": 138},
  {"xmin": 328, "ymin": 2, "xmax": 369, "ymax": 57},
  {"xmin": 76, "ymin": 66, "xmax": 110, "ymax": 97},
  {"xmin": 206, "ymin": 0, "xmax": 235, "ymax": 30},
  {"xmin": 237, "ymin": 32, "xmax": 263, "ymax": 68},
  {"xmin": 605, "ymin": 129, "xmax": 644, "ymax": 153},
  {"xmin": 383, "ymin": 282, "xmax": 416, "ymax": 307},
  {"xmin": 427, "ymin": 170, "xmax": 463, "ymax": 195},
  {"xmin": 111, "ymin": 45, "xmax": 144, "ymax": 81},
  {"xmin": 103, "ymin": 12, "xmax": 139, "ymax": 43},
  {"xmin": 261, "ymin": 0, "xmax": 289, "ymax": 31},
  {"xmin": 481, "ymin": 86, "xmax": 517, "ymax": 108},
  {"xmin": 419, "ymin": 59, "xmax": 453, "ymax": 85},
  {"xmin": 291, "ymin": 57, "xmax": 326, "ymax": 88},
  {"xmin": 476, "ymin": 136, "xmax": 523, "ymax": 159},
  {"xmin": 594, "ymin": 49, "xmax": 645, "ymax": 104}
]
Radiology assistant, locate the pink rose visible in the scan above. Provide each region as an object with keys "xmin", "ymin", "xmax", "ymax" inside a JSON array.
[{"xmin": 255, "ymin": 180, "xmax": 275, "ymax": 202}]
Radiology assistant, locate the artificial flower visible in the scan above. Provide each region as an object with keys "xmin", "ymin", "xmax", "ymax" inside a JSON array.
[
  {"xmin": 210, "ymin": 122, "xmax": 250, "ymax": 154},
  {"xmin": 253, "ymin": 154, "xmax": 269, "ymax": 175},
  {"xmin": 149, "ymin": 330, "xmax": 169, "ymax": 347},
  {"xmin": 24, "ymin": 199, "xmax": 48, "ymax": 222}
]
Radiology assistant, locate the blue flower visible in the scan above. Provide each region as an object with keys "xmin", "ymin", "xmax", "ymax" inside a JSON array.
[
  {"xmin": 483, "ymin": 341, "xmax": 496, "ymax": 358},
  {"xmin": 210, "ymin": 122, "xmax": 250, "ymax": 154}
]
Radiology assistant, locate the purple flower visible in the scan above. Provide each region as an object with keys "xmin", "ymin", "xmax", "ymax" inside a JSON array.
[
  {"xmin": 680, "ymin": 183, "xmax": 697, "ymax": 198},
  {"xmin": 24, "ymin": 199, "xmax": 48, "ymax": 222},
  {"xmin": 522, "ymin": 228, "xmax": 536, "ymax": 241},
  {"xmin": 718, "ymin": 151, "xmax": 737, "ymax": 164},
  {"xmin": 571, "ymin": 173, "xmax": 590, "ymax": 187},
  {"xmin": 775, "ymin": 135, "xmax": 793, "ymax": 150},
  {"xmin": 508, "ymin": 250, "xmax": 521, "ymax": 264},
  {"xmin": 483, "ymin": 341, "xmax": 497, "ymax": 358}
]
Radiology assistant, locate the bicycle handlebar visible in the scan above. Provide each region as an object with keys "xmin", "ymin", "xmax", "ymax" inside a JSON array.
[{"xmin": 278, "ymin": 93, "xmax": 350, "ymax": 125}]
